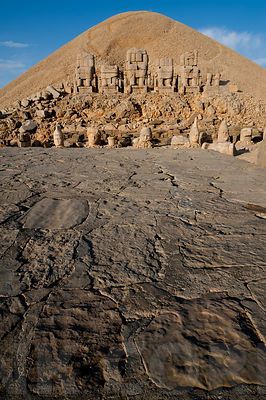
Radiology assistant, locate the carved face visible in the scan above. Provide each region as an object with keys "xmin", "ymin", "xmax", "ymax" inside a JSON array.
[
  {"xmin": 140, "ymin": 128, "xmax": 152, "ymax": 142},
  {"xmin": 87, "ymin": 129, "xmax": 100, "ymax": 146}
]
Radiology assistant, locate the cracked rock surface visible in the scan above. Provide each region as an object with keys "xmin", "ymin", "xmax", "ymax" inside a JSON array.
[{"xmin": 0, "ymin": 147, "xmax": 265, "ymax": 400}]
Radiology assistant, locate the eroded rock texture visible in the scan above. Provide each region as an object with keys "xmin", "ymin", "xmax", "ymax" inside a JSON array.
[{"xmin": 0, "ymin": 148, "xmax": 265, "ymax": 400}]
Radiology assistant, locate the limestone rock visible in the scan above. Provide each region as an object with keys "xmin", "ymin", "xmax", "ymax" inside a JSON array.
[
  {"xmin": 36, "ymin": 109, "xmax": 51, "ymax": 119},
  {"xmin": 19, "ymin": 120, "xmax": 37, "ymax": 133},
  {"xmin": 217, "ymin": 119, "xmax": 229, "ymax": 143},
  {"xmin": 21, "ymin": 198, "xmax": 89, "ymax": 229},
  {"xmin": 133, "ymin": 127, "xmax": 153, "ymax": 149},
  {"xmin": 46, "ymin": 85, "xmax": 61, "ymax": 99},
  {"xmin": 107, "ymin": 136, "xmax": 117, "ymax": 148},
  {"xmin": 189, "ymin": 117, "xmax": 200, "ymax": 147},
  {"xmin": 202, "ymin": 141, "xmax": 235, "ymax": 156},
  {"xmin": 256, "ymin": 134, "xmax": 266, "ymax": 167},
  {"xmin": 171, "ymin": 134, "xmax": 189, "ymax": 148},
  {"xmin": 0, "ymin": 147, "xmax": 265, "ymax": 398},
  {"xmin": 21, "ymin": 99, "xmax": 30, "ymax": 108},
  {"xmin": 240, "ymin": 127, "xmax": 252, "ymax": 144},
  {"xmin": 53, "ymin": 123, "xmax": 64, "ymax": 147},
  {"xmin": 86, "ymin": 127, "xmax": 101, "ymax": 148}
]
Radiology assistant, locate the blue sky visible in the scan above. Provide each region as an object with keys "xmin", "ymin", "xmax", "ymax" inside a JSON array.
[{"xmin": 0, "ymin": 0, "xmax": 265, "ymax": 88}]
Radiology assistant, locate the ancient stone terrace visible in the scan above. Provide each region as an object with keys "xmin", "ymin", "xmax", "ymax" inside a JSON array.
[{"xmin": 74, "ymin": 49, "xmax": 222, "ymax": 95}]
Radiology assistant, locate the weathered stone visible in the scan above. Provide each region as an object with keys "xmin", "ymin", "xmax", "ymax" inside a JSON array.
[
  {"xmin": 86, "ymin": 127, "xmax": 101, "ymax": 147},
  {"xmin": 171, "ymin": 134, "xmax": 189, "ymax": 148},
  {"xmin": 154, "ymin": 58, "xmax": 175, "ymax": 93},
  {"xmin": 21, "ymin": 99, "xmax": 30, "ymax": 108},
  {"xmin": 0, "ymin": 147, "xmax": 265, "ymax": 399},
  {"xmin": 179, "ymin": 50, "xmax": 201, "ymax": 94},
  {"xmin": 240, "ymin": 128, "xmax": 252, "ymax": 144},
  {"xmin": 53, "ymin": 123, "xmax": 64, "ymax": 147},
  {"xmin": 133, "ymin": 127, "xmax": 153, "ymax": 148},
  {"xmin": 189, "ymin": 117, "xmax": 200, "ymax": 146},
  {"xmin": 36, "ymin": 109, "xmax": 50, "ymax": 119},
  {"xmin": 107, "ymin": 136, "xmax": 117, "ymax": 148},
  {"xmin": 256, "ymin": 131, "xmax": 266, "ymax": 167},
  {"xmin": 46, "ymin": 85, "xmax": 61, "ymax": 99},
  {"xmin": 202, "ymin": 141, "xmax": 236, "ymax": 156},
  {"xmin": 19, "ymin": 120, "xmax": 37, "ymax": 133},
  {"xmin": 21, "ymin": 198, "xmax": 89, "ymax": 229},
  {"xmin": 125, "ymin": 48, "xmax": 148, "ymax": 94},
  {"xmin": 9, "ymin": 139, "xmax": 18, "ymax": 147},
  {"xmin": 100, "ymin": 65, "xmax": 121, "ymax": 94},
  {"xmin": 217, "ymin": 119, "xmax": 229, "ymax": 143},
  {"xmin": 75, "ymin": 52, "xmax": 96, "ymax": 93}
]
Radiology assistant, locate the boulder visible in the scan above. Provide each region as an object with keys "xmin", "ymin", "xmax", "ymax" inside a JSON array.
[
  {"xmin": 21, "ymin": 99, "xmax": 30, "ymax": 108},
  {"xmin": 202, "ymin": 142, "xmax": 236, "ymax": 156},
  {"xmin": 171, "ymin": 135, "xmax": 189, "ymax": 148},
  {"xmin": 9, "ymin": 139, "xmax": 18, "ymax": 147},
  {"xmin": 46, "ymin": 85, "xmax": 61, "ymax": 99},
  {"xmin": 19, "ymin": 120, "xmax": 37, "ymax": 133},
  {"xmin": 36, "ymin": 109, "xmax": 51, "ymax": 119},
  {"xmin": 115, "ymin": 100, "xmax": 136, "ymax": 119}
]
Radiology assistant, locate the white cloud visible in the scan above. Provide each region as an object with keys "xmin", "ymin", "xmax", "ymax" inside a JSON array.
[
  {"xmin": 199, "ymin": 27, "xmax": 262, "ymax": 50},
  {"xmin": 0, "ymin": 40, "xmax": 29, "ymax": 48},
  {"xmin": 0, "ymin": 59, "xmax": 26, "ymax": 72},
  {"xmin": 199, "ymin": 27, "xmax": 266, "ymax": 68},
  {"xmin": 0, "ymin": 59, "xmax": 27, "ymax": 88},
  {"xmin": 0, "ymin": 43, "xmax": 29, "ymax": 86}
]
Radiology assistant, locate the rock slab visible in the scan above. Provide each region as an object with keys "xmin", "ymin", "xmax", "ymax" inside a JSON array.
[{"xmin": 21, "ymin": 197, "xmax": 89, "ymax": 229}]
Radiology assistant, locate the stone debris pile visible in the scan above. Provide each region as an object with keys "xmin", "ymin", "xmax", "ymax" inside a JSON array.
[{"xmin": 0, "ymin": 48, "xmax": 265, "ymax": 167}]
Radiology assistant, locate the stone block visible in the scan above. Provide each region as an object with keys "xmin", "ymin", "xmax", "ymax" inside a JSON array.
[
  {"xmin": 171, "ymin": 135, "xmax": 189, "ymax": 148},
  {"xmin": 202, "ymin": 142, "xmax": 236, "ymax": 156},
  {"xmin": 46, "ymin": 85, "xmax": 61, "ymax": 99},
  {"xmin": 19, "ymin": 120, "xmax": 37, "ymax": 133}
]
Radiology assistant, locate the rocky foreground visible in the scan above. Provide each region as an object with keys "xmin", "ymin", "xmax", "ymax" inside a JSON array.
[{"xmin": 0, "ymin": 147, "xmax": 265, "ymax": 400}]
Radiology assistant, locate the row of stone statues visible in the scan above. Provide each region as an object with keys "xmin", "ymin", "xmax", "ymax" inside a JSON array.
[
  {"xmin": 74, "ymin": 49, "xmax": 221, "ymax": 95},
  {"xmin": 53, "ymin": 125, "xmax": 153, "ymax": 149},
  {"xmin": 170, "ymin": 118, "xmax": 235, "ymax": 154},
  {"xmin": 171, "ymin": 119, "xmax": 256, "ymax": 156},
  {"xmin": 18, "ymin": 121, "xmax": 257, "ymax": 157}
]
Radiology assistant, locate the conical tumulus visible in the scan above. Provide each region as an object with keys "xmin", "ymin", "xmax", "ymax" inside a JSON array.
[{"xmin": 0, "ymin": 11, "xmax": 266, "ymax": 107}]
